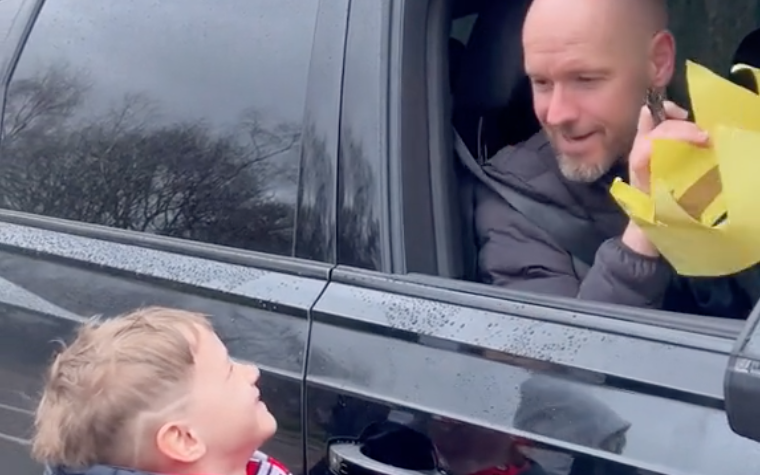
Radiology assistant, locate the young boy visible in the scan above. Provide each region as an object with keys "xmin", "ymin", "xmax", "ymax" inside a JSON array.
[{"xmin": 32, "ymin": 306, "xmax": 291, "ymax": 475}]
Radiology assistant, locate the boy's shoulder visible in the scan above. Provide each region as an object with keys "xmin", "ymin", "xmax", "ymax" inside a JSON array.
[{"xmin": 247, "ymin": 451, "xmax": 293, "ymax": 475}]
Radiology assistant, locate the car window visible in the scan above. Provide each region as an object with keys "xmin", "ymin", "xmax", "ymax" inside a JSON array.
[
  {"xmin": 0, "ymin": 0, "xmax": 25, "ymax": 50},
  {"xmin": 667, "ymin": 1, "xmax": 760, "ymax": 107},
  {"xmin": 0, "ymin": 0, "xmax": 318, "ymax": 258}
]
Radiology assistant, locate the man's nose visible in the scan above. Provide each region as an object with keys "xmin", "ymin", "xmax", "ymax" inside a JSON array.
[{"xmin": 544, "ymin": 86, "xmax": 579, "ymax": 126}]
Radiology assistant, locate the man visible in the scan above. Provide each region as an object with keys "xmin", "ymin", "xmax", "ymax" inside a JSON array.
[{"xmin": 474, "ymin": 0, "xmax": 752, "ymax": 317}]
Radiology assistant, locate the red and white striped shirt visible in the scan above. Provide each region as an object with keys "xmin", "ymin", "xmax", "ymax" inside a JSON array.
[{"xmin": 245, "ymin": 451, "xmax": 292, "ymax": 475}]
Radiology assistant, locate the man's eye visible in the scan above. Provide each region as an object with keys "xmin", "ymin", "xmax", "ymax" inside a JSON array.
[{"xmin": 577, "ymin": 76, "xmax": 599, "ymax": 83}]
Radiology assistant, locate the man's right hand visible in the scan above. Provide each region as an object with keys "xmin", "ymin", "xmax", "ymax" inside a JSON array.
[
  {"xmin": 628, "ymin": 101, "xmax": 709, "ymax": 193},
  {"xmin": 622, "ymin": 102, "xmax": 710, "ymax": 257}
]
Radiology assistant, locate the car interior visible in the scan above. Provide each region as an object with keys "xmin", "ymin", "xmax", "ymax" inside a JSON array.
[
  {"xmin": 436, "ymin": 0, "xmax": 539, "ymax": 285},
  {"xmin": 421, "ymin": 0, "xmax": 760, "ymax": 329}
]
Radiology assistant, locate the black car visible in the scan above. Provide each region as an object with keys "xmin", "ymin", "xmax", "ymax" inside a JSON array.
[{"xmin": 2, "ymin": 0, "xmax": 760, "ymax": 474}]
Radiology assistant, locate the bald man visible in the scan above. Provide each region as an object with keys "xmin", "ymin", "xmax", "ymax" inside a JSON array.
[{"xmin": 474, "ymin": 0, "xmax": 753, "ymax": 317}]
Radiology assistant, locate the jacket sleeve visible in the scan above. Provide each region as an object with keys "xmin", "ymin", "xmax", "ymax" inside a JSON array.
[
  {"xmin": 474, "ymin": 183, "xmax": 672, "ymax": 308},
  {"xmin": 579, "ymin": 236, "xmax": 672, "ymax": 307}
]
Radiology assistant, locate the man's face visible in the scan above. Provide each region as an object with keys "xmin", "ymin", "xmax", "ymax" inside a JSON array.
[{"xmin": 523, "ymin": 2, "xmax": 652, "ymax": 183}]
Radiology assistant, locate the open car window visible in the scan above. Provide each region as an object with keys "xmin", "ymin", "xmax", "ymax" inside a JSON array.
[{"xmin": 668, "ymin": 2, "xmax": 760, "ymax": 107}]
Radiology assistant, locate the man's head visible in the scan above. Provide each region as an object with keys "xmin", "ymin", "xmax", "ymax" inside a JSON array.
[
  {"xmin": 523, "ymin": 0, "xmax": 674, "ymax": 182},
  {"xmin": 32, "ymin": 307, "xmax": 276, "ymax": 473}
]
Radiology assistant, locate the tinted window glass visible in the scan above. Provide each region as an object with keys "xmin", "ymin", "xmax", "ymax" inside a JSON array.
[
  {"xmin": 0, "ymin": 0, "xmax": 318, "ymax": 257},
  {"xmin": 0, "ymin": 0, "xmax": 26, "ymax": 51},
  {"xmin": 336, "ymin": 0, "xmax": 390, "ymax": 271}
]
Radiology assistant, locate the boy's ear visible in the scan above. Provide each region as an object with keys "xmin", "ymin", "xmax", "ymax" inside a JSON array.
[{"xmin": 155, "ymin": 420, "xmax": 207, "ymax": 463}]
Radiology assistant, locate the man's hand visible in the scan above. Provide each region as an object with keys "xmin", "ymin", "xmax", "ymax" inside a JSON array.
[
  {"xmin": 629, "ymin": 101, "xmax": 709, "ymax": 191},
  {"xmin": 622, "ymin": 102, "xmax": 710, "ymax": 257}
]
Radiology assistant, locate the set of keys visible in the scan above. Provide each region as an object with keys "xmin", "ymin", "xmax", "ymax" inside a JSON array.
[
  {"xmin": 646, "ymin": 87, "xmax": 667, "ymax": 125},
  {"xmin": 645, "ymin": 87, "xmax": 727, "ymax": 226}
]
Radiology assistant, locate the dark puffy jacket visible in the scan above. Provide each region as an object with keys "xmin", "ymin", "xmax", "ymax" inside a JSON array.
[{"xmin": 474, "ymin": 131, "xmax": 754, "ymax": 318}]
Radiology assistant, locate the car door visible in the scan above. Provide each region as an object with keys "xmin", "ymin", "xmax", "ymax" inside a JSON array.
[
  {"xmin": 0, "ymin": 0, "xmax": 341, "ymax": 473},
  {"xmin": 305, "ymin": 1, "xmax": 760, "ymax": 475},
  {"xmin": 308, "ymin": 269, "xmax": 760, "ymax": 475}
]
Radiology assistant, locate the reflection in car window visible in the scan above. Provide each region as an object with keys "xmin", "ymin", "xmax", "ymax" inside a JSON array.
[
  {"xmin": 0, "ymin": 0, "xmax": 318, "ymax": 257},
  {"xmin": 0, "ymin": 0, "xmax": 26, "ymax": 49}
]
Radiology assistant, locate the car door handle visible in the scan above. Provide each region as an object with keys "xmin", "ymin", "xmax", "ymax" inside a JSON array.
[{"xmin": 328, "ymin": 442, "xmax": 443, "ymax": 475}]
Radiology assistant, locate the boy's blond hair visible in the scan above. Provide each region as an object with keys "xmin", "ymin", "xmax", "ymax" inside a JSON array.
[{"xmin": 32, "ymin": 306, "xmax": 212, "ymax": 468}]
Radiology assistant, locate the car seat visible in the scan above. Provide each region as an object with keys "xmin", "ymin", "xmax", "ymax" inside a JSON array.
[
  {"xmin": 730, "ymin": 28, "xmax": 760, "ymax": 93},
  {"xmin": 452, "ymin": 0, "xmax": 539, "ymax": 161},
  {"xmin": 449, "ymin": 0, "xmax": 539, "ymax": 281},
  {"xmin": 448, "ymin": 38, "xmax": 465, "ymax": 94}
]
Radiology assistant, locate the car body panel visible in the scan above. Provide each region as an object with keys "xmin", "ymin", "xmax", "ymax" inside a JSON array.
[{"xmin": 307, "ymin": 268, "xmax": 760, "ymax": 475}]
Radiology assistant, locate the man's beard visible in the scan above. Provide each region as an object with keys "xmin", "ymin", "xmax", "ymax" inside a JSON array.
[
  {"xmin": 550, "ymin": 130, "xmax": 634, "ymax": 183},
  {"xmin": 556, "ymin": 153, "xmax": 616, "ymax": 183}
]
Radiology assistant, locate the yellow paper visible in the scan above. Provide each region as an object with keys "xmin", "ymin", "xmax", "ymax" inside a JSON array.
[{"xmin": 610, "ymin": 61, "xmax": 760, "ymax": 276}]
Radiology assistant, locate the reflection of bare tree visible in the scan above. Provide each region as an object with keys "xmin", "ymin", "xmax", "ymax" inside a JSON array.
[
  {"xmin": 236, "ymin": 108, "xmax": 301, "ymax": 186},
  {"xmin": 1, "ymin": 63, "xmax": 89, "ymax": 142},
  {"xmin": 294, "ymin": 120, "xmax": 335, "ymax": 263},
  {"xmin": 337, "ymin": 130, "xmax": 381, "ymax": 271},
  {"xmin": 0, "ymin": 65, "xmax": 301, "ymax": 256}
]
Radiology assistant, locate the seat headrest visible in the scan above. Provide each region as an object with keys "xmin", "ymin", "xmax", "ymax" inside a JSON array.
[
  {"xmin": 730, "ymin": 66, "xmax": 759, "ymax": 94},
  {"xmin": 733, "ymin": 29, "xmax": 760, "ymax": 70},
  {"xmin": 454, "ymin": 0, "xmax": 533, "ymax": 110}
]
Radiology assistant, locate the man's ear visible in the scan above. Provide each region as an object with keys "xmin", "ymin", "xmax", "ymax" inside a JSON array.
[
  {"xmin": 155, "ymin": 420, "xmax": 207, "ymax": 463},
  {"xmin": 649, "ymin": 30, "xmax": 676, "ymax": 89}
]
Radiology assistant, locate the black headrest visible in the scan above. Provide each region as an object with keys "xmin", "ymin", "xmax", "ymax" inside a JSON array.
[
  {"xmin": 454, "ymin": 0, "xmax": 533, "ymax": 110},
  {"xmin": 731, "ymin": 28, "xmax": 760, "ymax": 94},
  {"xmin": 730, "ymin": 66, "xmax": 759, "ymax": 94},
  {"xmin": 733, "ymin": 29, "xmax": 760, "ymax": 69}
]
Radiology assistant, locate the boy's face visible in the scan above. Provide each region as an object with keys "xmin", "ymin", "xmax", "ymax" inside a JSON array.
[{"xmin": 155, "ymin": 324, "xmax": 277, "ymax": 467}]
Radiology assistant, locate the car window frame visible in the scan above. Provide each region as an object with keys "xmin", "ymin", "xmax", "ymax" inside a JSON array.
[
  {"xmin": 292, "ymin": 0, "xmax": 349, "ymax": 265},
  {"xmin": 392, "ymin": 0, "xmax": 754, "ymax": 340}
]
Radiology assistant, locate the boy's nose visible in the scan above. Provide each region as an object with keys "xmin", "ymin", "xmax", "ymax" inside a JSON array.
[{"xmin": 247, "ymin": 363, "xmax": 261, "ymax": 383}]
